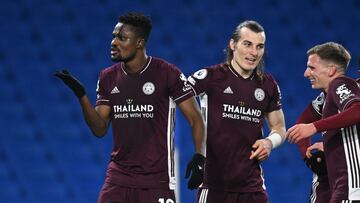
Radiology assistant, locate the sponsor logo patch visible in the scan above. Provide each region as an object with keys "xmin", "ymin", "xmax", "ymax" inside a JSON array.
[
  {"xmin": 192, "ymin": 69, "xmax": 207, "ymax": 80},
  {"xmin": 110, "ymin": 86, "xmax": 120, "ymax": 94},
  {"xmin": 223, "ymin": 86, "xmax": 233, "ymax": 94}
]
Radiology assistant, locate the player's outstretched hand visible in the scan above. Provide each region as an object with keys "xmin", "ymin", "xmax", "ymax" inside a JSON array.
[
  {"xmin": 185, "ymin": 153, "xmax": 205, "ymax": 190},
  {"xmin": 287, "ymin": 123, "xmax": 317, "ymax": 143},
  {"xmin": 54, "ymin": 70, "xmax": 86, "ymax": 98},
  {"xmin": 304, "ymin": 150, "xmax": 327, "ymax": 176}
]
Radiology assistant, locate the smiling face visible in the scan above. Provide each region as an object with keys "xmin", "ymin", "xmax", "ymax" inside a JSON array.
[
  {"xmin": 110, "ymin": 22, "xmax": 141, "ymax": 62},
  {"xmin": 304, "ymin": 54, "xmax": 332, "ymax": 91},
  {"xmin": 230, "ymin": 27, "xmax": 265, "ymax": 77}
]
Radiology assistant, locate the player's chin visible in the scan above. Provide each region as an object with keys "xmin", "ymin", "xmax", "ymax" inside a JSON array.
[
  {"xmin": 311, "ymin": 84, "xmax": 321, "ymax": 89},
  {"xmin": 245, "ymin": 65, "xmax": 257, "ymax": 72},
  {"xmin": 111, "ymin": 55, "xmax": 122, "ymax": 62}
]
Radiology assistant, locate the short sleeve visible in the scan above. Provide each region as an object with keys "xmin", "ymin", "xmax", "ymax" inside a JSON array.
[
  {"xmin": 96, "ymin": 71, "xmax": 110, "ymax": 106},
  {"xmin": 266, "ymin": 76, "xmax": 282, "ymax": 112},
  {"xmin": 167, "ymin": 65, "xmax": 194, "ymax": 104},
  {"xmin": 187, "ymin": 68, "xmax": 210, "ymax": 96}
]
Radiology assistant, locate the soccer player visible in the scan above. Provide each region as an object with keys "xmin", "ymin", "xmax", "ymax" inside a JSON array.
[
  {"xmin": 295, "ymin": 92, "xmax": 331, "ymax": 203},
  {"xmin": 55, "ymin": 12, "xmax": 205, "ymax": 203},
  {"xmin": 288, "ymin": 42, "xmax": 360, "ymax": 202},
  {"xmin": 187, "ymin": 20, "xmax": 286, "ymax": 202}
]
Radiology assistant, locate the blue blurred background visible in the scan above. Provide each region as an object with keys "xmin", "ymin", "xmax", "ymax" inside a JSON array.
[{"xmin": 1, "ymin": 0, "xmax": 359, "ymax": 202}]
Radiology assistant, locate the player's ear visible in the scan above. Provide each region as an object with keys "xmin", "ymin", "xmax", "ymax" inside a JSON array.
[
  {"xmin": 229, "ymin": 39, "xmax": 235, "ymax": 51},
  {"xmin": 136, "ymin": 39, "xmax": 145, "ymax": 49},
  {"xmin": 328, "ymin": 64, "xmax": 337, "ymax": 76}
]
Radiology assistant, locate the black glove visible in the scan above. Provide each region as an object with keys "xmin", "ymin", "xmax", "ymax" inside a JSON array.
[
  {"xmin": 185, "ymin": 153, "xmax": 205, "ymax": 190},
  {"xmin": 304, "ymin": 150, "xmax": 327, "ymax": 176},
  {"xmin": 54, "ymin": 70, "xmax": 86, "ymax": 98}
]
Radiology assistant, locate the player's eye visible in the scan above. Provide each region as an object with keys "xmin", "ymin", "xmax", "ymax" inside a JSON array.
[
  {"xmin": 242, "ymin": 42, "xmax": 251, "ymax": 47},
  {"xmin": 257, "ymin": 44, "xmax": 264, "ymax": 49}
]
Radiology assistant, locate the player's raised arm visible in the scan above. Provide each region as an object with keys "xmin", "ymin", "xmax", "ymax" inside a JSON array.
[{"xmin": 54, "ymin": 70, "xmax": 111, "ymax": 137}]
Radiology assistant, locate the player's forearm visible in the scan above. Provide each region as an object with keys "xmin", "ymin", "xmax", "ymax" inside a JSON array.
[
  {"xmin": 188, "ymin": 111, "xmax": 206, "ymax": 155},
  {"xmin": 266, "ymin": 109, "xmax": 286, "ymax": 149},
  {"xmin": 192, "ymin": 119, "xmax": 206, "ymax": 156},
  {"xmin": 79, "ymin": 96, "xmax": 108, "ymax": 137},
  {"xmin": 179, "ymin": 97, "xmax": 206, "ymax": 155}
]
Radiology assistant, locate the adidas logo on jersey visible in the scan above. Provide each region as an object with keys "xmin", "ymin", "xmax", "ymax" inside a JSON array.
[
  {"xmin": 223, "ymin": 86, "xmax": 233, "ymax": 94},
  {"xmin": 110, "ymin": 86, "xmax": 120, "ymax": 94}
]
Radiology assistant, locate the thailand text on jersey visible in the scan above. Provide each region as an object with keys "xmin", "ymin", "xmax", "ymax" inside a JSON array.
[
  {"xmin": 96, "ymin": 57, "xmax": 194, "ymax": 190},
  {"xmin": 188, "ymin": 63, "xmax": 282, "ymax": 192}
]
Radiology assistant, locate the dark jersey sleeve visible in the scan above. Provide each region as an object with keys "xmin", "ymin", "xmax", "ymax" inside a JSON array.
[
  {"xmin": 187, "ymin": 68, "xmax": 211, "ymax": 96},
  {"xmin": 96, "ymin": 70, "xmax": 111, "ymax": 106},
  {"xmin": 166, "ymin": 64, "xmax": 194, "ymax": 104},
  {"xmin": 266, "ymin": 75, "xmax": 282, "ymax": 112},
  {"xmin": 328, "ymin": 77, "xmax": 360, "ymax": 111},
  {"xmin": 314, "ymin": 102, "xmax": 360, "ymax": 132},
  {"xmin": 313, "ymin": 77, "xmax": 360, "ymax": 131}
]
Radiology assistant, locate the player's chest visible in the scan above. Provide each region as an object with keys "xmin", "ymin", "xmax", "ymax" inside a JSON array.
[
  {"xmin": 108, "ymin": 76, "xmax": 166, "ymax": 103},
  {"xmin": 208, "ymin": 81, "xmax": 269, "ymax": 109}
]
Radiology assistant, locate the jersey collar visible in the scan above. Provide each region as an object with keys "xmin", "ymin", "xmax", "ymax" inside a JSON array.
[{"xmin": 121, "ymin": 56, "xmax": 152, "ymax": 75}]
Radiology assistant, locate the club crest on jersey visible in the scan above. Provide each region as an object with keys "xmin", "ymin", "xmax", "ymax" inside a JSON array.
[
  {"xmin": 180, "ymin": 73, "xmax": 192, "ymax": 92},
  {"xmin": 254, "ymin": 88, "xmax": 265, "ymax": 101},
  {"xmin": 193, "ymin": 69, "xmax": 208, "ymax": 80},
  {"xmin": 143, "ymin": 82, "xmax": 155, "ymax": 95},
  {"xmin": 336, "ymin": 84, "xmax": 354, "ymax": 104}
]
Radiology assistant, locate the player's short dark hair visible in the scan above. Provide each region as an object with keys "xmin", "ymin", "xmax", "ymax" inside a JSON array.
[
  {"xmin": 307, "ymin": 42, "xmax": 351, "ymax": 72},
  {"xmin": 225, "ymin": 20, "xmax": 266, "ymax": 80},
  {"xmin": 119, "ymin": 12, "xmax": 152, "ymax": 42}
]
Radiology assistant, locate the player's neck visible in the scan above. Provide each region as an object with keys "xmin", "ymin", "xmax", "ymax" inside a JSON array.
[
  {"xmin": 124, "ymin": 53, "xmax": 149, "ymax": 73},
  {"xmin": 231, "ymin": 60, "xmax": 253, "ymax": 79},
  {"xmin": 324, "ymin": 73, "xmax": 346, "ymax": 93}
]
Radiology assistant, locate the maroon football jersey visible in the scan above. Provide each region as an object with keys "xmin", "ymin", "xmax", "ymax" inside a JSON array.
[
  {"xmin": 95, "ymin": 57, "xmax": 193, "ymax": 190},
  {"xmin": 322, "ymin": 76, "xmax": 360, "ymax": 201},
  {"xmin": 297, "ymin": 92, "xmax": 331, "ymax": 203},
  {"xmin": 188, "ymin": 63, "xmax": 281, "ymax": 192}
]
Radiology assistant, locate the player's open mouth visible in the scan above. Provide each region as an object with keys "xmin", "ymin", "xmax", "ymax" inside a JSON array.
[
  {"xmin": 245, "ymin": 57, "xmax": 256, "ymax": 64},
  {"xmin": 111, "ymin": 46, "xmax": 119, "ymax": 53},
  {"xmin": 111, "ymin": 49, "xmax": 119, "ymax": 56}
]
